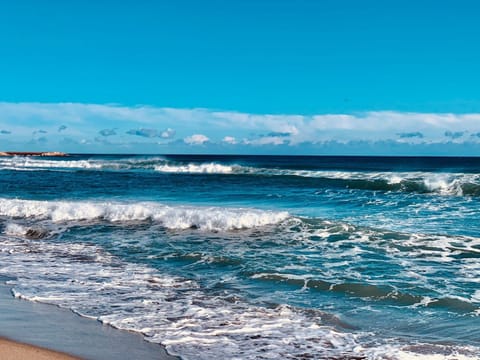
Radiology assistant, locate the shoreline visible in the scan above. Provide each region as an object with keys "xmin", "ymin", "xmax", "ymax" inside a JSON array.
[{"xmin": 0, "ymin": 283, "xmax": 178, "ymax": 360}]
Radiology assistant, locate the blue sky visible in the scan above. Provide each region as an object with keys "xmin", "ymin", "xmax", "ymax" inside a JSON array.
[{"xmin": 1, "ymin": 0, "xmax": 480, "ymax": 155}]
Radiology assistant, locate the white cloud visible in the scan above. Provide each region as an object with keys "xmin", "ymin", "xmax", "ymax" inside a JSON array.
[
  {"xmin": 2, "ymin": 102, "xmax": 480, "ymax": 152},
  {"xmin": 2, "ymin": 102, "xmax": 480, "ymax": 137},
  {"xmin": 184, "ymin": 134, "xmax": 210, "ymax": 145},
  {"xmin": 222, "ymin": 136, "xmax": 237, "ymax": 144},
  {"xmin": 161, "ymin": 128, "xmax": 176, "ymax": 139}
]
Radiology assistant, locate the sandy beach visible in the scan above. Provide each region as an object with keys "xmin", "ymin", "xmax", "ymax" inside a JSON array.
[{"xmin": 0, "ymin": 337, "xmax": 79, "ymax": 360}]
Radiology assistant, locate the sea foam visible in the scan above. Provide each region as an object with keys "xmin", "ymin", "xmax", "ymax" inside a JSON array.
[
  {"xmin": 0, "ymin": 198, "xmax": 289, "ymax": 231},
  {"xmin": 0, "ymin": 157, "xmax": 104, "ymax": 169},
  {"xmin": 154, "ymin": 163, "xmax": 235, "ymax": 174},
  {"xmin": 2, "ymin": 231, "xmax": 478, "ymax": 360}
]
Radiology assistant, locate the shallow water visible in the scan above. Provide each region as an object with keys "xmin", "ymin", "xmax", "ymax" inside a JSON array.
[
  {"xmin": 0, "ymin": 155, "xmax": 479, "ymax": 359},
  {"xmin": 0, "ymin": 283, "xmax": 175, "ymax": 359}
]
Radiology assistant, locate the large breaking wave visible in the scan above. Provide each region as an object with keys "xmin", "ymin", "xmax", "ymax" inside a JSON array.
[{"xmin": 0, "ymin": 198, "xmax": 289, "ymax": 231}]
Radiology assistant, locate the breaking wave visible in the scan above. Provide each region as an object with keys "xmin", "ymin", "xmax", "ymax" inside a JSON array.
[
  {"xmin": 154, "ymin": 163, "xmax": 235, "ymax": 174},
  {"xmin": 0, "ymin": 157, "xmax": 104, "ymax": 170},
  {"xmin": 0, "ymin": 198, "xmax": 289, "ymax": 231},
  {"xmin": 0, "ymin": 156, "xmax": 168, "ymax": 172},
  {"xmin": 2, "ymin": 231, "xmax": 478, "ymax": 359}
]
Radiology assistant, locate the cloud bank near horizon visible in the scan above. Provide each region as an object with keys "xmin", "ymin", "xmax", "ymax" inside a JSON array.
[{"xmin": 1, "ymin": 102, "xmax": 480, "ymax": 155}]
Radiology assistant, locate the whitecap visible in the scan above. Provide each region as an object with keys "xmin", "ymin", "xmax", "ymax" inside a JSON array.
[{"xmin": 0, "ymin": 198, "xmax": 289, "ymax": 231}]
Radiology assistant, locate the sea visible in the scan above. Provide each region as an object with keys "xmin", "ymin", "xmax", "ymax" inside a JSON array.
[{"xmin": 0, "ymin": 154, "xmax": 479, "ymax": 359}]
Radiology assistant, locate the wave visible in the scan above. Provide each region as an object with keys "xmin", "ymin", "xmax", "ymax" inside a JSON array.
[
  {"xmin": 0, "ymin": 156, "xmax": 239, "ymax": 175},
  {"xmin": 152, "ymin": 162, "xmax": 480, "ymax": 196},
  {"xmin": 251, "ymin": 273, "xmax": 479, "ymax": 313},
  {"xmin": 152, "ymin": 163, "xmax": 480, "ymax": 196},
  {"xmin": 2, "ymin": 232, "xmax": 478, "ymax": 359},
  {"xmin": 0, "ymin": 234, "xmax": 364, "ymax": 360},
  {"xmin": 154, "ymin": 163, "xmax": 235, "ymax": 174},
  {"xmin": 1, "ymin": 202, "xmax": 479, "ymax": 358},
  {"xmin": 4, "ymin": 223, "xmax": 51, "ymax": 239},
  {"xmin": 232, "ymin": 168, "xmax": 480, "ymax": 196},
  {"xmin": 3, "ymin": 156, "xmax": 479, "ymax": 196},
  {"xmin": 0, "ymin": 157, "xmax": 104, "ymax": 170},
  {"xmin": 0, "ymin": 156, "xmax": 172, "ymax": 172},
  {"xmin": 0, "ymin": 198, "xmax": 289, "ymax": 231}
]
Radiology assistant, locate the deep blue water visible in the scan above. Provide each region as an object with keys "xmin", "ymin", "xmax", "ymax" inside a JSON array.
[{"xmin": 0, "ymin": 155, "xmax": 479, "ymax": 359}]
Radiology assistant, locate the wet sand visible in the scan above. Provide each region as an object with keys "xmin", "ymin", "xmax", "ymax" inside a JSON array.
[{"xmin": 0, "ymin": 285, "xmax": 178, "ymax": 359}]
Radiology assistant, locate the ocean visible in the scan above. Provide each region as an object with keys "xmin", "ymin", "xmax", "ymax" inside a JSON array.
[{"xmin": 0, "ymin": 154, "xmax": 479, "ymax": 359}]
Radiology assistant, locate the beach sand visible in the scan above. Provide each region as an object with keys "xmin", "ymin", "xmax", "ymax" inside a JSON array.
[
  {"xmin": 0, "ymin": 337, "xmax": 78, "ymax": 360},
  {"xmin": 0, "ymin": 284, "xmax": 178, "ymax": 359}
]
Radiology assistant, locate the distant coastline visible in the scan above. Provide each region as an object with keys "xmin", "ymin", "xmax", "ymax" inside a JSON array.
[{"xmin": 0, "ymin": 151, "xmax": 68, "ymax": 157}]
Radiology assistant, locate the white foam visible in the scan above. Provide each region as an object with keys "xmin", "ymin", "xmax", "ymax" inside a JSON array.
[
  {"xmin": 154, "ymin": 163, "xmax": 235, "ymax": 174},
  {"xmin": 0, "ymin": 157, "xmax": 104, "ymax": 169},
  {"xmin": 227, "ymin": 167, "xmax": 480, "ymax": 196},
  {"xmin": 289, "ymin": 170, "xmax": 479, "ymax": 196},
  {"xmin": 422, "ymin": 175, "xmax": 464, "ymax": 196},
  {"xmin": 271, "ymin": 169, "xmax": 480, "ymax": 197},
  {"xmin": 371, "ymin": 346, "xmax": 480, "ymax": 360},
  {"xmin": 1, "ymin": 215, "xmax": 479, "ymax": 359},
  {"xmin": 0, "ymin": 235, "xmax": 362, "ymax": 359},
  {"xmin": 4, "ymin": 223, "xmax": 28, "ymax": 236},
  {"xmin": 4, "ymin": 234, "xmax": 477, "ymax": 360},
  {"xmin": 0, "ymin": 156, "xmax": 169, "ymax": 171},
  {"xmin": 285, "ymin": 220, "xmax": 480, "ymax": 308},
  {"xmin": 396, "ymin": 353, "xmax": 476, "ymax": 360},
  {"xmin": 0, "ymin": 198, "xmax": 289, "ymax": 231}
]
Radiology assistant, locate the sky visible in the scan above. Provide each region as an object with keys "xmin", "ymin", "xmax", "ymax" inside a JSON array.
[{"xmin": 1, "ymin": 0, "xmax": 480, "ymax": 155}]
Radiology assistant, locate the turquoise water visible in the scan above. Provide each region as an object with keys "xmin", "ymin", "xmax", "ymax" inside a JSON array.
[{"xmin": 0, "ymin": 155, "xmax": 479, "ymax": 359}]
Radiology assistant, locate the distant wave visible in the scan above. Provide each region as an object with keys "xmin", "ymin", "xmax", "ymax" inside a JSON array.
[
  {"xmin": 0, "ymin": 156, "xmax": 238, "ymax": 174},
  {"xmin": 0, "ymin": 156, "xmax": 166, "ymax": 171},
  {"xmin": 0, "ymin": 157, "xmax": 104, "ymax": 170},
  {"xmin": 303, "ymin": 171, "xmax": 480, "ymax": 196},
  {"xmin": 0, "ymin": 198, "xmax": 289, "ymax": 231},
  {"xmin": 2, "ymin": 156, "xmax": 480, "ymax": 196},
  {"xmin": 154, "ymin": 163, "xmax": 235, "ymax": 174}
]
